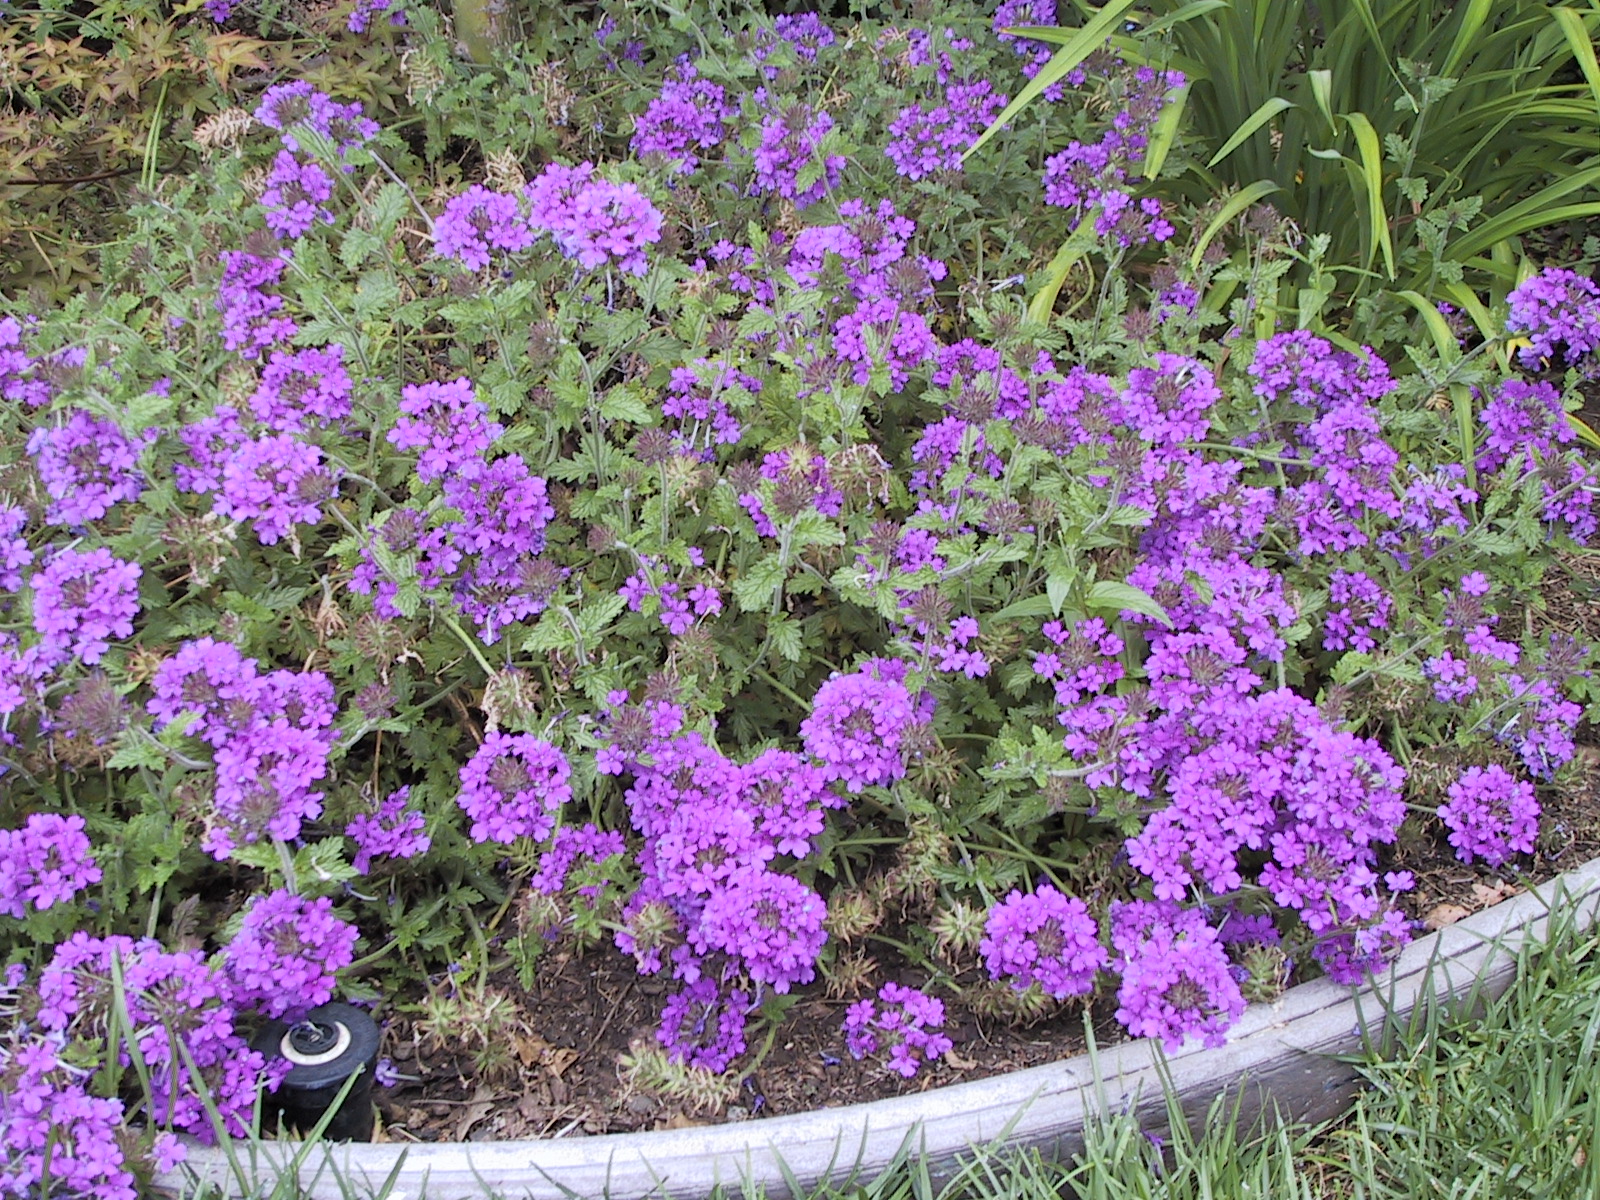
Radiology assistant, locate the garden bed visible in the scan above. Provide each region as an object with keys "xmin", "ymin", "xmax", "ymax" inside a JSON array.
[{"xmin": 164, "ymin": 854, "xmax": 1600, "ymax": 1200}]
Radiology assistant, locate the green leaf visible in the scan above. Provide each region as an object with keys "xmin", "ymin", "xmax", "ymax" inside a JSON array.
[
  {"xmin": 354, "ymin": 269, "xmax": 401, "ymax": 323},
  {"xmin": 1343, "ymin": 111, "xmax": 1396, "ymax": 279},
  {"xmin": 768, "ymin": 613, "xmax": 804, "ymax": 662},
  {"xmin": 1393, "ymin": 289, "xmax": 1461, "ymax": 361},
  {"xmin": 1553, "ymin": 8, "xmax": 1600, "ymax": 119},
  {"xmin": 1143, "ymin": 79, "xmax": 1190, "ymax": 178},
  {"xmin": 600, "ymin": 384, "xmax": 653, "ymax": 425},
  {"xmin": 731, "ymin": 553, "xmax": 786, "ymax": 612},
  {"xmin": 1207, "ymin": 96, "xmax": 1297, "ymax": 169},
  {"xmin": 991, "ymin": 594, "xmax": 1056, "ymax": 623},
  {"xmin": 1086, "ymin": 580, "xmax": 1173, "ymax": 629},
  {"xmin": 1189, "ymin": 180, "xmax": 1283, "ymax": 272},
  {"xmin": 1045, "ymin": 570, "xmax": 1073, "ymax": 617}
]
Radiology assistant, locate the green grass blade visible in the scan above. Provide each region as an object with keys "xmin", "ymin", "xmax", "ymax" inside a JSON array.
[
  {"xmin": 1393, "ymin": 288, "xmax": 1461, "ymax": 360},
  {"xmin": 967, "ymin": 0, "xmax": 1142, "ymax": 160},
  {"xmin": 1344, "ymin": 111, "xmax": 1396, "ymax": 278},
  {"xmin": 1207, "ymin": 95, "xmax": 1297, "ymax": 168},
  {"xmin": 1138, "ymin": 0, "xmax": 1228, "ymax": 37},
  {"xmin": 1552, "ymin": 8, "xmax": 1600, "ymax": 118},
  {"xmin": 1442, "ymin": 0, "xmax": 1498, "ymax": 76},
  {"xmin": 1190, "ymin": 179, "xmax": 1283, "ymax": 272},
  {"xmin": 1143, "ymin": 79, "xmax": 1190, "ymax": 178}
]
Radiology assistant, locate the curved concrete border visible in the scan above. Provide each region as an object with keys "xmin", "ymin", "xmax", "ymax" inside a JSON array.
[{"xmin": 167, "ymin": 856, "xmax": 1600, "ymax": 1200}]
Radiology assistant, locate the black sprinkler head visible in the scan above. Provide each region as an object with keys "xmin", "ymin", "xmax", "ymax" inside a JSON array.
[{"xmin": 252, "ymin": 1002, "xmax": 381, "ymax": 1142}]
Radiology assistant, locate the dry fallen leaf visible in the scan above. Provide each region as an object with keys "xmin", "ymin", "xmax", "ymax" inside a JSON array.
[
  {"xmin": 1424, "ymin": 902, "xmax": 1472, "ymax": 930},
  {"xmin": 1470, "ymin": 880, "xmax": 1522, "ymax": 907},
  {"xmin": 942, "ymin": 1050, "xmax": 977, "ymax": 1070},
  {"xmin": 453, "ymin": 1084, "xmax": 496, "ymax": 1141}
]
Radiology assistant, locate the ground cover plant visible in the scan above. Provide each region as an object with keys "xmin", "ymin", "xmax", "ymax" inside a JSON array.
[{"xmin": 3, "ymin": 0, "xmax": 1600, "ymax": 1194}]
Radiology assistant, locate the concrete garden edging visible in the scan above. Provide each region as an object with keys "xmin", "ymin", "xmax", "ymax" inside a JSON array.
[{"xmin": 166, "ymin": 855, "xmax": 1600, "ymax": 1200}]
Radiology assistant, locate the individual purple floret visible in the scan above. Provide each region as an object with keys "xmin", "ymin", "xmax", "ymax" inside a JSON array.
[
  {"xmin": 433, "ymin": 185, "xmax": 536, "ymax": 272},
  {"xmin": 1439, "ymin": 764, "xmax": 1540, "ymax": 866},
  {"xmin": 656, "ymin": 977, "xmax": 750, "ymax": 1072},
  {"xmin": 346, "ymin": 785, "xmax": 431, "ymax": 874},
  {"xmin": 632, "ymin": 63, "xmax": 734, "ymax": 175},
  {"xmin": 27, "ymin": 409, "xmax": 149, "ymax": 526},
  {"xmin": 800, "ymin": 662, "xmax": 926, "ymax": 793},
  {"xmin": 260, "ymin": 151, "xmax": 336, "ymax": 239},
  {"xmin": 0, "ymin": 813, "xmax": 101, "ymax": 918},
  {"xmin": 215, "ymin": 433, "xmax": 336, "ymax": 545},
  {"xmin": 980, "ymin": 884, "xmax": 1107, "ymax": 999},
  {"xmin": 223, "ymin": 889, "xmax": 359, "ymax": 1021},
  {"xmin": 388, "ymin": 378, "xmax": 503, "ymax": 481},
  {"xmin": 30, "ymin": 546, "xmax": 141, "ymax": 666},
  {"xmin": 1506, "ymin": 267, "xmax": 1600, "ymax": 368},
  {"xmin": 456, "ymin": 732, "xmax": 573, "ymax": 844},
  {"xmin": 842, "ymin": 982, "xmax": 954, "ymax": 1078}
]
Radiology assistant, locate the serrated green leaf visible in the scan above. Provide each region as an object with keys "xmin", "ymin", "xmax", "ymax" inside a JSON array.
[
  {"xmin": 768, "ymin": 614, "xmax": 804, "ymax": 662},
  {"xmin": 600, "ymin": 385, "xmax": 654, "ymax": 425},
  {"xmin": 107, "ymin": 736, "xmax": 168, "ymax": 771},
  {"xmin": 340, "ymin": 227, "xmax": 384, "ymax": 271},
  {"xmin": 731, "ymin": 554, "xmax": 786, "ymax": 612},
  {"xmin": 354, "ymin": 269, "xmax": 401, "ymax": 323}
]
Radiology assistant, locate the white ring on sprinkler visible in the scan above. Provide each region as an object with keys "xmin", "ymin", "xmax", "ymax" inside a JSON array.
[{"xmin": 281, "ymin": 1020, "xmax": 352, "ymax": 1067}]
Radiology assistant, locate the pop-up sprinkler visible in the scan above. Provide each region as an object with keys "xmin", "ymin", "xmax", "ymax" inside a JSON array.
[{"xmin": 252, "ymin": 1002, "xmax": 381, "ymax": 1141}]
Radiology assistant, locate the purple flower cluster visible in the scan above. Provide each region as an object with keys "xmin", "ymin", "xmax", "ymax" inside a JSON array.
[
  {"xmin": 620, "ymin": 557, "xmax": 724, "ymax": 636},
  {"xmin": 885, "ymin": 80, "xmax": 1007, "ymax": 181},
  {"xmin": 524, "ymin": 162, "xmax": 665, "ymax": 275},
  {"xmin": 216, "ymin": 250, "xmax": 297, "ymax": 359},
  {"xmin": 744, "ymin": 100, "xmax": 846, "ymax": 209},
  {"xmin": 980, "ymin": 884, "xmax": 1107, "ymax": 999},
  {"xmin": 0, "ymin": 813, "xmax": 100, "ymax": 918},
  {"xmin": 347, "ymin": 0, "xmax": 404, "ymax": 32},
  {"xmin": 222, "ymin": 889, "xmax": 359, "ymax": 1020},
  {"xmin": 1041, "ymin": 65, "xmax": 1184, "ymax": 246},
  {"xmin": 387, "ymin": 377, "xmax": 504, "ymax": 481},
  {"xmin": 1477, "ymin": 378, "xmax": 1573, "ymax": 475},
  {"xmin": 214, "ymin": 432, "xmax": 336, "ymax": 545},
  {"xmin": 1323, "ymin": 570, "xmax": 1392, "ymax": 653},
  {"xmin": 147, "ymin": 638, "xmax": 338, "ymax": 857},
  {"xmin": 656, "ymin": 976, "xmax": 750, "ymax": 1072},
  {"xmin": 632, "ymin": 63, "xmax": 734, "ymax": 175},
  {"xmin": 750, "ymin": 13, "xmax": 836, "ymax": 78},
  {"xmin": 456, "ymin": 732, "xmax": 573, "ymax": 844},
  {"xmin": 843, "ymin": 982, "xmax": 953, "ymax": 1077},
  {"xmin": 661, "ymin": 358, "xmax": 754, "ymax": 456},
  {"xmin": 30, "ymin": 547, "xmax": 141, "ymax": 666},
  {"xmin": 1110, "ymin": 901, "xmax": 1245, "ymax": 1050},
  {"xmin": 598, "ymin": 692, "xmax": 839, "ymax": 1007},
  {"xmin": 36, "ymin": 932, "xmax": 284, "ymax": 1141},
  {"xmin": 254, "ymin": 81, "xmax": 378, "ymax": 166},
  {"xmin": 250, "ymin": 344, "xmax": 354, "ymax": 432},
  {"xmin": 433, "ymin": 185, "xmax": 538, "ymax": 272},
  {"xmin": 261, "ymin": 150, "xmax": 336, "ymax": 239},
  {"xmin": 1506, "ymin": 267, "xmax": 1600, "ymax": 368},
  {"xmin": 800, "ymin": 661, "xmax": 929, "ymax": 794},
  {"xmin": 994, "ymin": 0, "xmax": 1062, "ymax": 92},
  {"xmin": 1439, "ymin": 764, "xmax": 1539, "ymax": 866},
  {"xmin": 27, "ymin": 410, "xmax": 150, "ymax": 526},
  {"xmin": 346, "ymin": 786, "xmax": 431, "ymax": 873}
]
